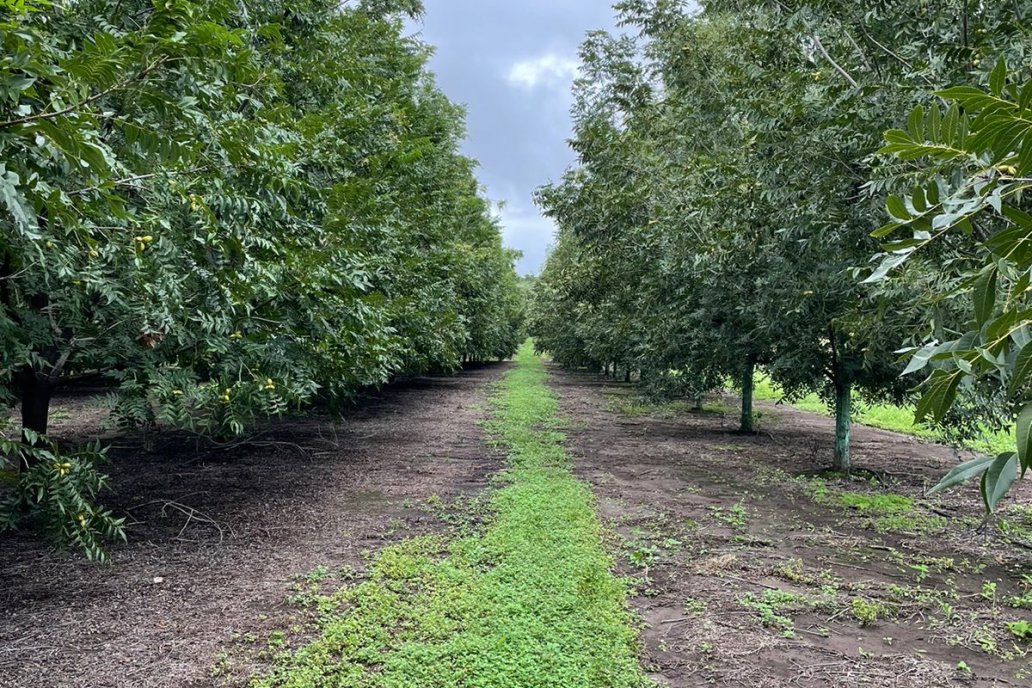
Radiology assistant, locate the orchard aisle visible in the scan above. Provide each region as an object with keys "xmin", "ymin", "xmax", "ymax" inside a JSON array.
[
  {"xmin": 253, "ymin": 343, "xmax": 650, "ymax": 688},
  {"xmin": 546, "ymin": 366, "xmax": 1032, "ymax": 688}
]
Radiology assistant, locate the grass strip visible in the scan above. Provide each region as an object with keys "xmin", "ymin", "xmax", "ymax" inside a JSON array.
[
  {"xmin": 254, "ymin": 341, "xmax": 650, "ymax": 688},
  {"xmin": 753, "ymin": 375, "xmax": 1014, "ymax": 455}
]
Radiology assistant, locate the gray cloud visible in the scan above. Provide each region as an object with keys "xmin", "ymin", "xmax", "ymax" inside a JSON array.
[{"xmin": 409, "ymin": 2, "xmax": 619, "ymax": 275}]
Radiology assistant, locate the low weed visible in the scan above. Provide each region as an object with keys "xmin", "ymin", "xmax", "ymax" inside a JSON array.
[
  {"xmin": 710, "ymin": 500, "xmax": 749, "ymax": 530},
  {"xmin": 850, "ymin": 597, "xmax": 892, "ymax": 626},
  {"xmin": 738, "ymin": 589, "xmax": 808, "ymax": 638},
  {"xmin": 837, "ymin": 491, "xmax": 946, "ymax": 534}
]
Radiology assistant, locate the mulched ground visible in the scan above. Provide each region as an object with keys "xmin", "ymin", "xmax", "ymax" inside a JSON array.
[
  {"xmin": 549, "ymin": 366, "xmax": 1032, "ymax": 688},
  {"xmin": 0, "ymin": 363, "xmax": 508, "ymax": 688}
]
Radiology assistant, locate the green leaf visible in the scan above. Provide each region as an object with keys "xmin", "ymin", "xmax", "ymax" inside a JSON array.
[
  {"xmin": 863, "ymin": 250, "xmax": 911, "ymax": 283},
  {"xmin": 872, "ymin": 220, "xmax": 904, "ymax": 239},
  {"xmin": 911, "ymin": 186, "xmax": 927, "ymax": 213},
  {"xmin": 886, "ymin": 194, "xmax": 910, "ymax": 221},
  {"xmin": 907, "ymin": 105, "xmax": 925, "ymax": 141},
  {"xmin": 914, "ymin": 369, "xmax": 963, "ymax": 424},
  {"xmin": 989, "ymin": 57, "xmax": 1007, "ymax": 98},
  {"xmin": 979, "ymin": 452, "xmax": 1018, "ymax": 513},
  {"xmin": 926, "ymin": 180, "xmax": 940, "ymax": 206},
  {"xmin": 972, "ymin": 266, "xmax": 998, "ymax": 326},
  {"xmin": 0, "ymin": 167, "xmax": 37, "ymax": 237},
  {"xmin": 1017, "ymin": 402, "xmax": 1032, "ymax": 475},
  {"xmin": 1010, "ymin": 342, "xmax": 1032, "ymax": 399},
  {"xmin": 902, "ymin": 343, "xmax": 938, "ymax": 376},
  {"xmin": 927, "ymin": 455, "xmax": 994, "ymax": 496},
  {"xmin": 927, "ymin": 102, "xmax": 941, "ymax": 141}
]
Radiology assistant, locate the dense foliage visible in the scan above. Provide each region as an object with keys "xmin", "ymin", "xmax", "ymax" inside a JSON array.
[
  {"xmin": 0, "ymin": 0, "xmax": 523, "ymax": 558},
  {"xmin": 531, "ymin": 0, "xmax": 1031, "ymax": 505},
  {"xmin": 872, "ymin": 67, "xmax": 1032, "ymax": 511}
]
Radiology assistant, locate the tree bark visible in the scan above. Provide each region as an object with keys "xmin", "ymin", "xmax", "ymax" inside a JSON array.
[
  {"xmin": 18, "ymin": 371, "xmax": 54, "ymax": 472},
  {"xmin": 833, "ymin": 381, "xmax": 852, "ymax": 474},
  {"xmin": 740, "ymin": 358, "xmax": 755, "ymax": 433}
]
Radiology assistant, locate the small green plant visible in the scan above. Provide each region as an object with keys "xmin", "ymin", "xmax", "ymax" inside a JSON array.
[
  {"xmin": 974, "ymin": 625, "xmax": 998, "ymax": 654},
  {"xmin": 956, "ymin": 661, "xmax": 971, "ymax": 674},
  {"xmin": 1009, "ymin": 576, "xmax": 1032, "ymax": 610},
  {"xmin": 684, "ymin": 597, "xmax": 706, "ymax": 615},
  {"xmin": 851, "ymin": 597, "xmax": 891, "ymax": 627},
  {"xmin": 305, "ymin": 565, "xmax": 330, "ymax": 583},
  {"xmin": 937, "ymin": 601, "xmax": 961, "ymax": 626},
  {"xmin": 1007, "ymin": 620, "xmax": 1032, "ymax": 640},
  {"xmin": 836, "ymin": 492, "xmax": 946, "ymax": 534},
  {"xmin": 981, "ymin": 581, "xmax": 997, "ymax": 604},
  {"xmin": 710, "ymin": 500, "xmax": 749, "ymax": 530},
  {"xmin": 210, "ymin": 650, "xmax": 232, "ymax": 678},
  {"xmin": 627, "ymin": 543, "xmax": 659, "ymax": 568},
  {"xmin": 997, "ymin": 505, "xmax": 1032, "ymax": 543},
  {"xmin": 837, "ymin": 491, "xmax": 912, "ymax": 515},
  {"xmin": 739, "ymin": 589, "xmax": 808, "ymax": 638},
  {"xmin": 909, "ymin": 564, "xmax": 930, "ymax": 583}
]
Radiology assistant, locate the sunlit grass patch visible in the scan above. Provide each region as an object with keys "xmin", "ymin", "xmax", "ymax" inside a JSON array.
[{"xmin": 754, "ymin": 374, "xmax": 1014, "ymax": 454}]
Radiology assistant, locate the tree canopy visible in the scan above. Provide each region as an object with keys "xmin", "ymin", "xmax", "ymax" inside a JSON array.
[
  {"xmin": 0, "ymin": 0, "xmax": 524, "ymax": 558},
  {"xmin": 531, "ymin": 0, "xmax": 1032, "ymax": 505}
]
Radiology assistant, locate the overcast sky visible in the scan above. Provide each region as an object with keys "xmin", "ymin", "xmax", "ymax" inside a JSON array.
[{"xmin": 408, "ymin": 2, "xmax": 620, "ymax": 275}]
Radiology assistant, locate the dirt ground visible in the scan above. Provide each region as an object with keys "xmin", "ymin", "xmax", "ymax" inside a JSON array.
[
  {"xmin": 549, "ymin": 366, "xmax": 1032, "ymax": 688},
  {"xmin": 4, "ymin": 361, "xmax": 1032, "ymax": 688},
  {"xmin": 0, "ymin": 364, "xmax": 507, "ymax": 688}
]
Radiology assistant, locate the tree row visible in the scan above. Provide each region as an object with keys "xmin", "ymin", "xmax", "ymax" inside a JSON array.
[
  {"xmin": 0, "ymin": 0, "xmax": 524, "ymax": 558},
  {"xmin": 531, "ymin": 0, "xmax": 1032, "ymax": 511}
]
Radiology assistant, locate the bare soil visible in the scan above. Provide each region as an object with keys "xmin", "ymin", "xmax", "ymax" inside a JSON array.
[
  {"xmin": 5, "ymin": 361, "xmax": 1032, "ymax": 688},
  {"xmin": 549, "ymin": 366, "xmax": 1032, "ymax": 688},
  {"xmin": 0, "ymin": 364, "xmax": 508, "ymax": 688}
]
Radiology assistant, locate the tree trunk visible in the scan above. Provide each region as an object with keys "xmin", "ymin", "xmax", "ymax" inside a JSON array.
[
  {"xmin": 833, "ymin": 382, "xmax": 852, "ymax": 474},
  {"xmin": 624, "ymin": 368, "xmax": 631, "ymax": 383},
  {"xmin": 692, "ymin": 394, "xmax": 703, "ymax": 411},
  {"xmin": 18, "ymin": 371, "xmax": 54, "ymax": 472},
  {"xmin": 740, "ymin": 358, "xmax": 755, "ymax": 433}
]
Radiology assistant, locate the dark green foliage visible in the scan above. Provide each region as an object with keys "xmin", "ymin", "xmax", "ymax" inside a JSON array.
[
  {"xmin": 0, "ymin": 0, "xmax": 522, "ymax": 557},
  {"xmin": 531, "ymin": 0, "xmax": 1031, "ymax": 486},
  {"xmin": 871, "ymin": 65, "xmax": 1032, "ymax": 510}
]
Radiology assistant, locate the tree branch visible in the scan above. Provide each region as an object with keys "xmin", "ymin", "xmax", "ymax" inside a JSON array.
[
  {"xmin": 811, "ymin": 34, "xmax": 859, "ymax": 89},
  {"xmin": 68, "ymin": 165, "xmax": 210, "ymax": 197},
  {"xmin": 0, "ymin": 55, "xmax": 169, "ymax": 130}
]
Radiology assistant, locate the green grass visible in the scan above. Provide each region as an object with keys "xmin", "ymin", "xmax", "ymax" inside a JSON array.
[
  {"xmin": 837, "ymin": 493, "xmax": 914, "ymax": 515},
  {"xmin": 753, "ymin": 374, "xmax": 1013, "ymax": 455},
  {"xmin": 254, "ymin": 342, "xmax": 650, "ymax": 688}
]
